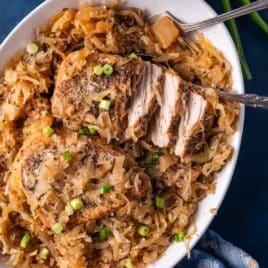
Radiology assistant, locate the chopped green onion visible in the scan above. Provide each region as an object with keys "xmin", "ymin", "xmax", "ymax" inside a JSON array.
[
  {"xmin": 62, "ymin": 151, "xmax": 72, "ymax": 161},
  {"xmin": 79, "ymin": 127, "xmax": 90, "ymax": 136},
  {"xmin": 100, "ymin": 185, "xmax": 113, "ymax": 194},
  {"xmin": 70, "ymin": 198, "xmax": 84, "ymax": 210},
  {"xmin": 39, "ymin": 247, "xmax": 49, "ymax": 260},
  {"xmin": 78, "ymin": 126, "xmax": 97, "ymax": 136},
  {"xmin": 99, "ymin": 226, "xmax": 110, "ymax": 240},
  {"xmin": 174, "ymin": 231, "xmax": 186, "ymax": 242},
  {"xmin": 52, "ymin": 223, "xmax": 63, "ymax": 234},
  {"xmin": 221, "ymin": 0, "xmax": 252, "ymax": 80},
  {"xmin": 89, "ymin": 127, "xmax": 97, "ymax": 135},
  {"xmin": 155, "ymin": 196, "xmax": 165, "ymax": 209},
  {"xmin": 99, "ymin": 100, "xmax": 111, "ymax": 111},
  {"xmin": 103, "ymin": 64, "xmax": 113, "ymax": 75},
  {"xmin": 151, "ymin": 152, "xmax": 160, "ymax": 161},
  {"xmin": 26, "ymin": 43, "xmax": 38, "ymax": 54},
  {"xmin": 42, "ymin": 126, "xmax": 54, "ymax": 137},
  {"xmin": 65, "ymin": 203, "xmax": 74, "ymax": 216},
  {"xmin": 124, "ymin": 258, "xmax": 134, "ymax": 268},
  {"xmin": 138, "ymin": 158, "xmax": 155, "ymax": 172},
  {"xmin": 20, "ymin": 233, "xmax": 31, "ymax": 248},
  {"xmin": 137, "ymin": 225, "xmax": 149, "ymax": 237},
  {"xmin": 93, "ymin": 65, "xmax": 104, "ymax": 76},
  {"xmin": 128, "ymin": 52, "xmax": 138, "ymax": 59},
  {"xmin": 79, "ymin": 127, "xmax": 90, "ymax": 135},
  {"xmin": 240, "ymin": 0, "xmax": 268, "ymax": 34}
]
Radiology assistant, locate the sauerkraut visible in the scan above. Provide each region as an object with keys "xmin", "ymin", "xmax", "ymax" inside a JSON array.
[{"xmin": 0, "ymin": 4, "xmax": 239, "ymax": 268}]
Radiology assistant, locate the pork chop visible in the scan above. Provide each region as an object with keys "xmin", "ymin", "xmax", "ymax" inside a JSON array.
[
  {"xmin": 15, "ymin": 133, "xmax": 151, "ymax": 228},
  {"xmin": 52, "ymin": 51, "xmax": 142, "ymax": 140}
]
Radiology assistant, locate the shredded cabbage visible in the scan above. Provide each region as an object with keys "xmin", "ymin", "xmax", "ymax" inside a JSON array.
[{"xmin": 0, "ymin": 3, "xmax": 239, "ymax": 267}]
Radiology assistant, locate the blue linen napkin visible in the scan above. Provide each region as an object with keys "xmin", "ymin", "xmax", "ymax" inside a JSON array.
[{"xmin": 176, "ymin": 230, "xmax": 259, "ymax": 268}]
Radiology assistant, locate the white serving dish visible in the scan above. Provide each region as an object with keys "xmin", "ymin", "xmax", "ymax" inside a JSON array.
[{"xmin": 0, "ymin": 0, "xmax": 244, "ymax": 267}]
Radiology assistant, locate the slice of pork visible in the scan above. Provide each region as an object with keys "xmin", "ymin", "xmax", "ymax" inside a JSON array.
[
  {"xmin": 175, "ymin": 91, "xmax": 213, "ymax": 160},
  {"xmin": 151, "ymin": 71, "xmax": 183, "ymax": 148},
  {"xmin": 126, "ymin": 61, "xmax": 163, "ymax": 140}
]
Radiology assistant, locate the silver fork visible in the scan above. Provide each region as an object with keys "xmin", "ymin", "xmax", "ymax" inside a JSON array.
[
  {"xmin": 138, "ymin": 53, "xmax": 268, "ymax": 110},
  {"xmin": 151, "ymin": 0, "xmax": 268, "ymax": 33},
  {"xmin": 216, "ymin": 90, "xmax": 268, "ymax": 110},
  {"xmin": 192, "ymin": 84, "xmax": 268, "ymax": 110}
]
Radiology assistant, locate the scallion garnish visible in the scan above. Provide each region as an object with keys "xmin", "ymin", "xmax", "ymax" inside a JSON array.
[
  {"xmin": 79, "ymin": 127, "xmax": 90, "ymax": 135},
  {"xmin": 100, "ymin": 185, "xmax": 113, "ymax": 194},
  {"xmin": 151, "ymin": 152, "xmax": 160, "ymax": 161},
  {"xmin": 26, "ymin": 43, "xmax": 38, "ymax": 55},
  {"xmin": 62, "ymin": 151, "xmax": 72, "ymax": 161},
  {"xmin": 52, "ymin": 223, "xmax": 63, "ymax": 234},
  {"xmin": 70, "ymin": 198, "xmax": 84, "ymax": 210},
  {"xmin": 103, "ymin": 64, "xmax": 114, "ymax": 75},
  {"xmin": 89, "ymin": 127, "xmax": 97, "ymax": 135},
  {"xmin": 79, "ymin": 126, "xmax": 97, "ymax": 136},
  {"xmin": 137, "ymin": 151, "xmax": 160, "ymax": 170},
  {"xmin": 20, "ymin": 233, "xmax": 31, "ymax": 248},
  {"xmin": 39, "ymin": 247, "xmax": 49, "ymax": 260},
  {"xmin": 137, "ymin": 225, "xmax": 149, "ymax": 237},
  {"xmin": 42, "ymin": 126, "xmax": 54, "ymax": 137},
  {"xmin": 174, "ymin": 231, "xmax": 186, "ymax": 242},
  {"xmin": 99, "ymin": 226, "xmax": 110, "ymax": 240},
  {"xmin": 99, "ymin": 100, "xmax": 111, "ymax": 111},
  {"xmin": 155, "ymin": 196, "xmax": 165, "ymax": 209},
  {"xmin": 93, "ymin": 65, "xmax": 104, "ymax": 76}
]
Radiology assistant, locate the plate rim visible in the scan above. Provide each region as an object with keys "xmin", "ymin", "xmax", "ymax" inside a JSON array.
[{"xmin": 0, "ymin": 0, "xmax": 245, "ymax": 267}]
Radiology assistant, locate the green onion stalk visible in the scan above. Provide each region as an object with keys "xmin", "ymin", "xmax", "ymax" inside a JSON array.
[
  {"xmin": 240, "ymin": 0, "xmax": 268, "ymax": 34},
  {"xmin": 221, "ymin": 0, "xmax": 252, "ymax": 80}
]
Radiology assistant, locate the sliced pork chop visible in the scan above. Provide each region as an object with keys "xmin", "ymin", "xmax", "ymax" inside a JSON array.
[
  {"xmin": 151, "ymin": 71, "xmax": 183, "ymax": 148},
  {"xmin": 12, "ymin": 133, "xmax": 151, "ymax": 228},
  {"xmin": 175, "ymin": 91, "xmax": 213, "ymax": 161},
  {"xmin": 126, "ymin": 61, "xmax": 164, "ymax": 140},
  {"xmin": 52, "ymin": 50, "xmax": 142, "ymax": 139}
]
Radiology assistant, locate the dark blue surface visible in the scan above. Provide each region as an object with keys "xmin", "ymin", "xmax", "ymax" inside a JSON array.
[
  {"xmin": 0, "ymin": 0, "xmax": 267, "ymax": 267},
  {"xmin": 206, "ymin": 2, "xmax": 268, "ymax": 268}
]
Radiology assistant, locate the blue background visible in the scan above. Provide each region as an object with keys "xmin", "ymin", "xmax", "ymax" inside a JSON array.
[{"xmin": 0, "ymin": 0, "xmax": 267, "ymax": 266}]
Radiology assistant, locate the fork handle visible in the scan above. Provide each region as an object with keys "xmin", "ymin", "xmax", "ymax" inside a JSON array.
[
  {"xmin": 216, "ymin": 90, "xmax": 268, "ymax": 110},
  {"xmin": 167, "ymin": 0, "xmax": 268, "ymax": 33}
]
